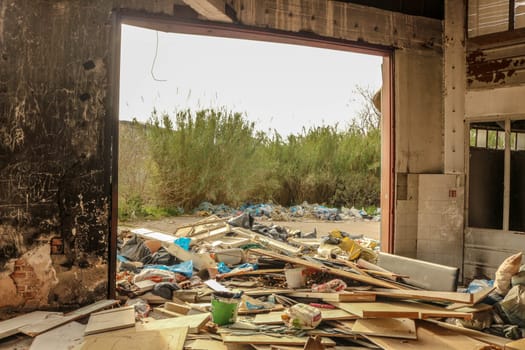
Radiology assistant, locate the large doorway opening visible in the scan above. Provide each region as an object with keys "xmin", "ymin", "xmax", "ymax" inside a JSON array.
[{"xmin": 110, "ymin": 14, "xmax": 393, "ymax": 297}]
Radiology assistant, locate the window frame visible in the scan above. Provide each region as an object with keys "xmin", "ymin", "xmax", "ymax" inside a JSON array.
[{"xmin": 466, "ymin": 115, "xmax": 525, "ymax": 232}]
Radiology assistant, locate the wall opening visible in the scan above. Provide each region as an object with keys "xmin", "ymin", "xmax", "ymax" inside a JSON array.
[
  {"xmin": 110, "ymin": 13, "xmax": 394, "ymax": 297},
  {"xmin": 467, "ymin": 118, "xmax": 525, "ymax": 232}
]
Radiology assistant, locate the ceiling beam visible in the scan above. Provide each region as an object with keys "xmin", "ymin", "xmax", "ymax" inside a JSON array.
[{"xmin": 182, "ymin": 0, "xmax": 235, "ymax": 23}]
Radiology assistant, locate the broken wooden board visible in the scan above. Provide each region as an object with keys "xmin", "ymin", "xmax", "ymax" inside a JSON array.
[
  {"xmin": 282, "ymin": 291, "xmax": 375, "ymax": 303},
  {"xmin": 365, "ymin": 321, "xmax": 491, "ymax": 350},
  {"xmin": 248, "ymin": 249, "xmax": 405, "ymax": 290},
  {"xmin": 133, "ymin": 227, "xmax": 216, "ymax": 270},
  {"xmin": 0, "ymin": 311, "xmax": 63, "ymax": 340},
  {"xmin": 19, "ymin": 299, "xmax": 120, "ymax": 337},
  {"xmin": 236, "ymin": 229, "xmax": 303, "ymax": 255},
  {"xmin": 331, "ymin": 301, "xmax": 473, "ymax": 320},
  {"xmin": 253, "ymin": 309, "xmax": 357, "ymax": 325},
  {"xmin": 447, "ymin": 286, "xmax": 496, "ymax": 310},
  {"xmin": 242, "ymin": 289, "xmax": 295, "ymax": 296},
  {"xmin": 217, "ymin": 269, "xmax": 285, "ymax": 280},
  {"xmin": 505, "ymin": 337, "xmax": 525, "ymax": 350},
  {"xmin": 79, "ymin": 326, "xmax": 188, "ymax": 350},
  {"xmin": 84, "ymin": 306, "xmax": 135, "ymax": 335},
  {"xmin": 165, "ymin": 301, "xmax": 191, "ymax": 315},
  {"xmin": 136, "ymin": 312, "xmax": 210, "ymax": 334},
  {"xmin": 222, "ymin": 334, "xmax": 335, "ymax": 346},
  {"xmin": 351, "ymin": 318, "xmax": 417, "ymax": 340},
  {"xmin": 363, "ymin": 288, "xmax": 473, "ymax": 304},
  {"xmin": 185, "ymin": 339, "xmax": 228, "ymax": 350},
  {"xmin": 29, "ymin": 321, "xmax": 85, "ymax": 350},
  {"xmin": 164, "ymin": 241, "xmax": 216, "ymax": 271},
  {"xmin": 425, "ymin": 319, "xmax": 511, "ymax": 348}
]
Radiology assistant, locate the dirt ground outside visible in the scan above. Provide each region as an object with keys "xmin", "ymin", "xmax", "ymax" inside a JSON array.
[{"xmin": 120, "ymin": 215, "xmax": 380, "ymax": 241}]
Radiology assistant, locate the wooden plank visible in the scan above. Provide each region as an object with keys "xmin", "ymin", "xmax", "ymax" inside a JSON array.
[
  {"xmin": 84, "ymin": 307, "xmax": 135, "ymax": 335},
  {"xmin": 217, "ymin": 269, "xmax": 285, "ymax": 280},
  {"xmin": 366, "ymin": 321, "xmax": 491, "ymax": 350},
  {"xmin": 165, "ymin": 301, "xmax": 191, "ymax": 315},
  {"xmin": 243, "ymin": 289, "xmax": 295, "ymax": 297},
  {"xmin": 351, "ymin": 318, "xmax": 417, "ymax": 340},
  {"xmin": 19, "ymin": 299, "xmax": 120, "ymax": 337},
  {"xmin": 331, "ymin": 302, "xmax": 418, "ymax": 319},
  {"xmin": 426, "ymin": 319, "xmax": 511, "ymax": 348},
  {"xmin": 332, "ymin": 301, "xmax": 473, "ymax": 320},
  {"xmin": 248, "ymin": 249, "xmax": 405, "ymax": 290},
  {"xmin": 136, "ymin": 312, "xmax": 210, "ymax": 334},
  {"xmin": 363, "ymin": 288, "xmax": 473, "ymax": 304},
  {"xmin": 0, "ymin": 311, "xmax": 62, "ymax": 340},
  {"xmin": 253, "ymin": 309, "xmax": 357, "ymax": 325},
  {"xmin": 222, "ymin": 334, "xmax": 336, "ymax": 346},
  {"xmin": 282, "ymin": 292, "xmax": 375, "ymax": 303},
  {"xmin": 29, "ymin": 321, "xmax": 85, "ymax": 350},
  {"xmin": 155, "ymin": 307, "xmax": 185, "ymax": 318},
  {"xmin": 79, "ymin": 327, "xmax": 188, "ymax": 350},
  {"xmin": 236, "ymin": 229, "xmax": 303, "ymax": 255},
  {"xmin": 186, "ymin": 339, "xmax": 228, "ymax": 350},
  {"xmin": 506, "ymin": 338, "xmax": 525, "ymax": 350}
]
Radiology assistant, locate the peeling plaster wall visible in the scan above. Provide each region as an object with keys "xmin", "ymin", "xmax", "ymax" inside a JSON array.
[
  {"xmin": 0, "ymin": 0, "xmax": 178, "ymax": 312},
  {"xmin": 0, "ymin": 0, "xmax": 445, "ymax": 312},
  {"xmin": 465, "ymin": 41, "xmax": 525, "ymax": 280}
]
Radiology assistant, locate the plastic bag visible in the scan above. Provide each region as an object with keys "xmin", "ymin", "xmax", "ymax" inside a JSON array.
[
  {"xmin": 143, "ymin": 260, "xmax": 193, "ymax": 277},
  {"xmin": 312, "ymin": 279, "xmax": 347, "ymax": 292},
  {"xmin": 495, "ymin": 252, "xmax": 522, "ymax": 295},
  {"xmin": 281, "ymin": 303, "xmax": 322, "ymax": 329}
]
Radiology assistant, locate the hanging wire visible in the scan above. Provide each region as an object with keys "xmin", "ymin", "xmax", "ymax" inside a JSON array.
[{"xmin": 151, "ymin": 31, "xmax": 167, "ymax": 82}]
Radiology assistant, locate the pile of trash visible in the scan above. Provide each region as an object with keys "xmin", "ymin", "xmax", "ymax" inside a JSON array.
[
  {"xmin": 193, "ymin": 201, "xmax": 381, "ymax": 222},
  {"xmin": 2, "ymin": 214, "xmax": 521, "ymax": 349}
]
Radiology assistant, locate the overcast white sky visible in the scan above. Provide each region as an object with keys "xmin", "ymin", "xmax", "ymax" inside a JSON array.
[{"xmin": 119, "ymin": 24, "xmax": 383, "ymax": 136}]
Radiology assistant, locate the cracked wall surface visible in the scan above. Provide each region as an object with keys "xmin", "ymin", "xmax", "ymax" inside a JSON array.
[{"xmin": 0, "ymin": 0, "xmax": 443, "ymax": 312}]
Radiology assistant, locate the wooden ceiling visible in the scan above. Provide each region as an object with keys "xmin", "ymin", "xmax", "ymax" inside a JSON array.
[{"xmin": 336, "ymin": 0, "xmax": 444, "ymax": 20}]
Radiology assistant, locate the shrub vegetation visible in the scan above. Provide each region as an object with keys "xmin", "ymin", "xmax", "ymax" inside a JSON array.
[{"xmin": 118, "ymin": 87, "xmax": 381, "ymax": 220}]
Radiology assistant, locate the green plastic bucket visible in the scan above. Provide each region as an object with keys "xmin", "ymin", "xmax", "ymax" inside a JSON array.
[{"xmin": 211, "ymin": 295, "xmax": 240, "ymax": 325}]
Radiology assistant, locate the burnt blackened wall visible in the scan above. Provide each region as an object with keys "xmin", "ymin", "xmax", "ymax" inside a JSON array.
[
  {"xmin": 0, "ymin": 0, "xmax": 443, "ymax": 311},
  {"xmin": 0, "ymin": 0, "xmax": 177, "ymax": 311}
]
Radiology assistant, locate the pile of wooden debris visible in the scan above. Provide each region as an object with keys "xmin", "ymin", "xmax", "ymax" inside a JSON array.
[{"xmin": 0, "ymin": 215, "xmax": 522, "ymax": 350}]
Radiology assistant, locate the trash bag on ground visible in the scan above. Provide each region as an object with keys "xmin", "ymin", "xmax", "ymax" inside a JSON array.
[
  {"xmin": 119, "ymin": 234, "xmax": 151, "ymax": 261},
  {"xmin": 152, "ymin": 282, "xmax": 180, "ymax": 299},
  {"xmin": 497, "ymin": 284, "xmax": 525, "ymax": 327},
  {"xmin": 495, "ymin": 252, "xmax": 523, "ymax": 296},
  {"xmin": 140, "ymin": 246, "xmax": 178, "ymax": 266}
]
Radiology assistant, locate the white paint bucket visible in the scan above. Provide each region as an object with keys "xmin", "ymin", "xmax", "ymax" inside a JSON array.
[{"xmin": 285, "ymin": 267, "xmax": 306, "ymax": 288}]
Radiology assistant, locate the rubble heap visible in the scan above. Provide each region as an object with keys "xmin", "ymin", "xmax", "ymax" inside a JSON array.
[{"xmin": 0, "ymin": 214, "xmax": 523, "ymax": 350}]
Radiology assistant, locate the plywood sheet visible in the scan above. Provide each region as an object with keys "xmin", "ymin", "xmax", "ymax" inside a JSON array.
[
  {"xmin": 332, "ymin": 301, "xmax": 472, "ymax": 320},
  {"xmin": 222, "ymin": 334, "xmax": 335, "ymax": 346},
  {"xmin": 253, "ymin": 309, "xmax": 356, "ymax": 325},
  {"xmin": 282, "ymin": 292, "xmax": 375, "ymax": 302},
  {"xmin": 19, "ymin": 300, "xmax": 119, "ymax": 337},
  {"xmin": 84, "ymin": 306, "xmax": 135, "ymax": 335},
  {"xmin": 248, "ymin": 249, "xmax": 404, "ymax": 290},
  {"xmin": 505, "ymin": 337, "xmax": 525, "ymax": 350},
  {"xmin": 79, "ymin": 327, "xmax": 188, "ymax": 350},
  {"xmin": 136, "ymin": 312, "xmax": 210, "ymax": 334},
  {"xmin": 366, "ymin": 322, "xmax": 490, "ymax": 350},
  {"xmin": 186, "ymin": 339, "xmax": 228, "ymax": 350},
  {"xmin": 0, "ymin": 311, "xmax": 62, "ymax": 339},
  {"xmin": 366, "ymin": 288, "xmax": 472, "ymax": 304},
  {"xmin": 351, "ymin": 318, "xmax": 416, "ymax": 339},
  {"xmin": 29, "ymin": 321, "xmax": 85, "ymax": 350}
]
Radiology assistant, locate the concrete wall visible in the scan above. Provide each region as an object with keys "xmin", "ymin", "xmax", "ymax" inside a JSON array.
[
  {"xmin": 417, "ymin": 174, "xmax": 464, "ymax": 272},
  {"xmin": 0, "ymin": 0, "xmax": 444, "ymax": 311},
  {"xmin": 463, "ymin": 0, "xmax": 525, "ymax": 279}
]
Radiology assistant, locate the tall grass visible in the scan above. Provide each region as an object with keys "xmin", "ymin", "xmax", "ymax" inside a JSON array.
[{"xmin": 118, "ymin": 89, "xmax": 381, "ymax": 219}]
